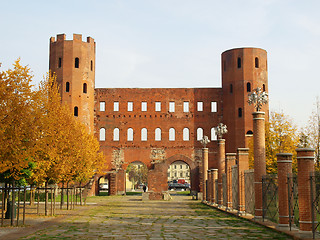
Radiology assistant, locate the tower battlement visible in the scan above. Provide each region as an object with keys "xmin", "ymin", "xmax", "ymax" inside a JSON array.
[{"xmin": 50, "ymin": 33, "xmax": 95, "ymax": 44}]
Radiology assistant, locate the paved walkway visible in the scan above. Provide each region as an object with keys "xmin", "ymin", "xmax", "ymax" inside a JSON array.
[{"xmin": 3, "ymin": 195, "xmax": 291, "ymax": 239}]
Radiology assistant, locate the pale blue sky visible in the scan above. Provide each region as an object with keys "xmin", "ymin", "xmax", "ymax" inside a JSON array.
[{"xmin": 1, "ymin": 0, "xmax": 319, "ymax": 128}]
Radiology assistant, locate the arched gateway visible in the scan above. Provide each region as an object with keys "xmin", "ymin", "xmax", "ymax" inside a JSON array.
[{"xmin": 49, "ymin": 34, "xmax": 269, "ymax": 197}]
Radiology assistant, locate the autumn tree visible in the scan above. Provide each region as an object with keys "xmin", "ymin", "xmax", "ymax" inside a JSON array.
[
  {"xmin": 126, "ymin": 163, "xmax": 148, "ymax": 189},
  {"xmin": 0, "ymin": 60, "xmax": 39, "ymax": 186}
]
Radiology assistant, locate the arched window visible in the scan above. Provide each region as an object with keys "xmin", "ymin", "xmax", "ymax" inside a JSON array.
[
  {"xmin": 127, "ymin": 128, "xmax": 133, "ymax": 141},
  {"xmin": 113, "ymin": 128, "xmax": 120, "ymax": 141},
  {"xmin": 169, "ymin": 128, "xmax": 175, "ymax": 141},
  {"xmin": 255, "ymin": 57, "xmax": 259, "ymax": 68},
  {"xmin": 74, "ymin": 106, "xmax": 78, "ymax": 116},
  {"xmin": 66, "ymin": 82, "xmax": 70, "ymax": 92},
  {"xmin": 263, "ymin": 84, "xmax": 266, "ymax": 92},
  {"xmin": 83, "ymin": 83, "xmax": 87, "ymax": 93},
  {"xmin": 155, "ymin": 128, "xmax": 161, "ymax": 141},
  {"xmin": 75, "ymin": 57, "xmax": 79, "ymax": 68},
  {"xmin": 91, "ymin": 60, "xmax": 93, "ymax": 71},
  {"xmin": 211, "ymin": 127, "xmax": 217, "ymax": 141},
  {"xmin": 238, "ymin": 108, "xmax": 242, "ymax": 118},
  {"xmin": 246, "ymin": 130, "xmax": 253, "ymax": 135},
  {"xmin": 99, "ymin": 128, "xmax": 106, "ymax": 141},
  {"xmin": 141, "ymin": 128, "xmax": 147, "ymax": 141},
  {"xmin": 237, "ymin": 57, "xmax": 241, "ymax": 68},
  {"xmin": 247, "ymin": 82, "xmax": 251, "ymax": 92},
  {"xmin": 183, "ymin": 128, "xmax": 189, "ymax": 141},
  {"xmin": 197, "ymin": 128, "xmax": 203, "ymax": 141},
  {"xmin": 230, "ymin": 84, "xmax": 233, "ymax": 93}
]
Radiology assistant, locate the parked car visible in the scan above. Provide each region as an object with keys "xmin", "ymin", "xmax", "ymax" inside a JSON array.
[{"xmin": 99, "ymin": 183, "xmax": 108, "ymax": 190}]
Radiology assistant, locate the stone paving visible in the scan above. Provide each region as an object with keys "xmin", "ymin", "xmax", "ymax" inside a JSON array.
[{"xmin": 4, "ymin": 194, "xmax": 291, "ymax": 239}]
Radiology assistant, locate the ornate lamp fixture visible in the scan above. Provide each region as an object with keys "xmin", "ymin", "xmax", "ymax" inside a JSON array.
[
  {"xmin": 248, "ymin": 87, "xmax": 268, "ymax": 112},
  {"xmin": 200, "ymin": 136, "xmax": 210, "ymax": 148},
  {"xmin": 215, "ymin": 123, "xmax": 228, "ymax": 139}
]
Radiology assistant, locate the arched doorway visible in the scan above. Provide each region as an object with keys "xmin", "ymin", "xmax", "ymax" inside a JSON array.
[
  {"xmin": 98, "ymin": 175, "xmax": 109, "ymax": 196},
  {"xmin": 126, "ymin": 161, "xmax": 148, "ymax": 193},
  {"xmin": 167, "ymin": 161, "xmax": 191, "ymax": 192}
]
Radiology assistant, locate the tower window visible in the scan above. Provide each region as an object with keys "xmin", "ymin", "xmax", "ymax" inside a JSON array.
[
  {"xmin": 99, "ymin": 128, "xmax": 106, "ymax": 141},
  {"xmin": 74, "ymin": 106, "xmax": 78, "ymax": 117},
  {"xmin": 197, "ymin": 128, "xmax": 203, "ymax": 141},
  {"xmin": 169, "ymin": 128, "xmax": 175, "ymax": 141},
  {"xmin": 141, "ymin": 102, "xmax": 147, "ymax": 112},
  {"xmin": 75, "ymin": 58, "xmax": 79, "ymax": 68},
  {"xmin": 255, "ymin": 57, "xmax": 259, "ymax": 68},
  {"xmin": 197, "ymin": 102, "xmax": 203, "ymax": 112},
  {"xmin": 128, "ymin": 102, "xmax": 133, "ymax": 111},
  {"xmin": 263, "ymin": 84, "xmax": 266, "ymax": 92},
  {"xmin": 183, "ymin": 102, "xmax": 189, "ymax": 112},
  {"xmin": 238, "ymin": 108, "xmax": 242, "ymax": 118},
  {"xmin": 237, "ymin": 57, "xmax": 241, "ymax": 68},
  {"xmin": 127, "ymin": 128, "xmax": 133, "ymax": 141},
  {"xmin": 141, "ymin": 128, "xmax": 147, "ymax": 141},
  {"xmin": 83, "ymin": 83, "xmax": 87, "ymax": 93},
  {"xmin": 66, "ymin": 82, "xmax": 70, "ymax": 92},
  {"xmin": 169, "ymin": 102, "xmax": 175, "ymax": 112},
  {"xmin": 58, "ymin": 58, "xmax": 62, "ymax": 68},
  {"xmin": 247, "ymin": 82, "xmax": 251, "ymax": 92},
  {"xmin": 230, "ymin": 84, "xmax": 233, "ymax": 93},
  {"xmin": 155, "ymin": 102, "xmax": 161, "ymax": 111},
  {"xmin": 155, "ymin": 128, "xmax": 161, "ymax": 141},
  {"xmin": 113, "ymin": 128, "xmax": 120, "ymax": 141},
  {"xmin": 100, "ymin": 101, "xmax": 105, "ymax": 111},
  {"xmin": 183, "ymin": 128, "xmax": 189, "ymax": 141},
  {"xmin": 211, "ymin": 102, "xmax": 217, "ymax": 112},
  {"xmin": 91, "ymin": 60, "xmax": 93, "ymax": 71}
]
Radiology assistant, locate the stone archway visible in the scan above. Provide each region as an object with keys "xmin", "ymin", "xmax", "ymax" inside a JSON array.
[{"xmin": 147, "ymin": 154, "xmax": 200, "ymax": 194}]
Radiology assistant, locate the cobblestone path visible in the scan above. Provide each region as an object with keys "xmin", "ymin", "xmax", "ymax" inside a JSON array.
[{"xmin": 16, "ymin": 195, "xmax": 290, "ymax": 239}]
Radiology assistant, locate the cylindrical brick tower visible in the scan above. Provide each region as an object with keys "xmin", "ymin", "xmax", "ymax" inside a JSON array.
[
  {"xmin": 221, "ymin": 48, "xmax": 269, "ymax": 153},
  {"xmin": 49, "ymin": 33, "xmax": 96, "ymax": 133}
]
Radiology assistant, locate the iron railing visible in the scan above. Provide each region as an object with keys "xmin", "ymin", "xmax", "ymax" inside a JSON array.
[
  {"xmin": 262, "ymin": 174, "xmax": 279, "ymax": 223},
  {"xmin": 287, "ymin": 173, "xmax": 299, "ymax": 231}
]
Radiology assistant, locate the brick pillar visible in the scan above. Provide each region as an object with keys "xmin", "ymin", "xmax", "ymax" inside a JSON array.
[
  {"xmin": 207, "ymin": 170, "xmax": 212, "ymax": 203},
  {"xmin": 212, "ymin": 169, "xmax": 218, "ymax": 204},
  {"xmin": 202, "ymin": 148, "xmax": 209, "ymax": 201},
  {"xmin": 237, "ymin": 148, "xmax": 249, "ymax": 213},
  {"xmin": 217, "ymin": 139, "xmax": 225, "ymax": 205},
  {"xmin": 109, "ymin": 172, "xmax": 117, "ymax": 196},
  {"xmin": 277, "ymin": 153, "xmax": 292, "ymax": 228},
  {"xmin": 226, "ymin": 153, "xmax": 236, "ymax": 208},
  {"xmin": 253, "ymin": 112, "xmax": 266, "ymax": 220},
  {"xmin": 297, "ymin": 148, "xmax": 315, "ymax": 233}
]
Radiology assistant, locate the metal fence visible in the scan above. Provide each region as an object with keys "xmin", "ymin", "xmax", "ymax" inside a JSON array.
[
  {"xmin": 244, "ymin": 169, "xmax": 255, "ymax": 215},
  {"xmin": 262, "ymin": 174, "xmax": 279, "ymax": 223},
  {"xmin": 310, "ymin": 172, "xmax": 320, "ymax": 238},
  {"xmin": 287, "ymin": 173, "xmax": 299, "ymax": 231},
  {"xmin": 0, "ymin": 185, "xmax": 86, "ymax": 227},
  {"xmin": 231, "ymin": 165, "xmax": 238, "ymax": 210},
  {"xmin": 222, "ymin": 173, "xmax": 227, "ymax": 207}
]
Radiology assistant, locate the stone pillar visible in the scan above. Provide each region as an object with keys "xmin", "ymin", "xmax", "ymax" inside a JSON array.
[
  {"xmin": 237, "ymin": 148, "xmax": 249, "ymax": 213},
  {"xmin": 212, "ymin": 169, "xmax": 218, "ymax": 204},
  {"xmin": 217, "ymin": 139, "xmax": 225, "ymax": 205},
  {"xmin": 277, "ymin": 153, "xmax": 292, "ymax": 228},
  {"xmin": 253, "ymin": 112, "xmax": 266, "ymax": 220},
  {"xmin": 207, "ymin": 170, "xmax": 212, "ymax": 203},
  {"xmin": 225, "ymin": 153, "xmax": 236, "ymax": 208},
  {"xmin": 202, "ymin": 148, "xmax": 209, "ymax": 201},
  {"xmin": 297, "ymin": 148, "xmax": 315, "ymax": 234}
]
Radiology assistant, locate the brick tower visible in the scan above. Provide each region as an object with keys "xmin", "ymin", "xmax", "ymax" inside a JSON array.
[
  {"xmin": 49, "ymin": 34, "xmax": 96, "ymax": 133},
  {"xmin": 221, "ymin": 48, "xmax": 269, "ymax": 153}
]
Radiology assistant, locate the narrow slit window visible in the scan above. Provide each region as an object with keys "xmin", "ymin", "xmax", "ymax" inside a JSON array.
[
  {"xmin": 238, "ymin": 108, "xmax": 243, "ymax": 118},
  {"xmin": 183, "ymin": 102, "xmax": 189, "ymax": 113},
  {"xmin": 255, "ymin": 57, "xmax": 259, "ymax": 68},
  {"xmin": 155, "ymin": 102, "xmax": 161, "ymax": 112},
  {"xmin": 230, "ymin": 84, "xmax": 233, "ymax": 93},
  {"xmin": 58, "ymin": 57, "xmax": 62, "ymax": 68},
  {"xmin": 66, "ymin": 82, "xmax": 70, "ymax": 92},
  {"xmin": 197, "ymin": 102, "xmax": 203, "ymax": 112},
  {"xmin": 83, "ymin": 83, "xmax": 87, "ymax": 93},
  {"xmin": 211, "ymin": 102, "xmax": 217, "ymax": 112},
  {"xmin": 100, "ymin": 102, "xmax": 105, "ymax": 112},
  {"xmin": 114, "ymin": 102, "xmax": 119, "ymax": 111},
  {"xmin": 91, "ymin": 60, "xmax": 93, "ymax": 71},
  {"xmin": 169, "ymin": 102, "xmax": 175, "ymax": 112},
  {"xmin": 75, "ymin": 57, "xmax": 79, "ymax": 68},
  {"xmin": 263, "ymin": 84, "xmax": 266, "ymax": 92},
  {"xmin": 237, "ymin": 57, "xmax": 241, "ymax": 68},
  {"xmin": 74, "ymin": 106, "xmax": 78, "ymax": 117},
  {"xmin": 247, "ymin": 82, "xmax": 251, "ymax": 92},
  {"xmin": 141, "ymin": 102, "xmax": 147, "ymax": 112}
]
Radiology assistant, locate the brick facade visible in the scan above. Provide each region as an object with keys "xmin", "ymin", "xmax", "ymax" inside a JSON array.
[{"xmin": 49, "ymin": 34, "xmax": 269, "ymax": 196}]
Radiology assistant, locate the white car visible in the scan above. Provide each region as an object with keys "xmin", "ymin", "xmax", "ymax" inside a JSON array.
[{"xmin": 99, "ymin": 183, "xmax": 108, "ymax": 190}]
